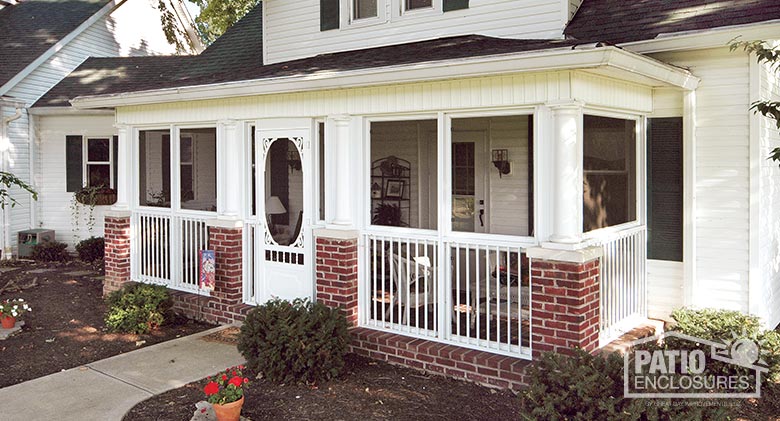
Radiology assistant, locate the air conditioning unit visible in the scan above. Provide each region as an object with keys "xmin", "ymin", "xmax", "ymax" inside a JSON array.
[{"xmin": 17, "ymin": 229, "xmax": 55, "ymax": 258}]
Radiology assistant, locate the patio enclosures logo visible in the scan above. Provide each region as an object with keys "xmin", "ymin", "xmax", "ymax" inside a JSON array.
[{"xmin": 624, "ymin": 331, "xmax": 768, "ymax": 399}]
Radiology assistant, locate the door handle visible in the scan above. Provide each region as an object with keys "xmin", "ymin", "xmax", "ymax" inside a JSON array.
[{"xmin": 479, "ymin": 209, "xmax": 484, "ymax": 227}]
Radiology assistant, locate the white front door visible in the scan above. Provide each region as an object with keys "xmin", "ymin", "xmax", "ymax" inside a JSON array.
[{"xmin": 252, "ymin": 120, "xmax": 313, "ymax": 303}]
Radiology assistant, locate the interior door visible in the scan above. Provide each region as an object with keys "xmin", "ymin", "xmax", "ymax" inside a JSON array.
[
  {"xmin": 451, "ymin": 130, "xmax": 486, "ymax": 233},
  {"xmin": 254, "ymin": 121, "xmax": 313, "ymax": 303}
]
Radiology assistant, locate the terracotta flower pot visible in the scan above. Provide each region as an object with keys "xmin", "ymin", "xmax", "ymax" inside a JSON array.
[
  {"xmin": 1, "ymin": 315, "xmax": 16, "ymax": 329},
  {"xmin": 212, "ymin": 395, "xmax": 244, "ymax": 421}
]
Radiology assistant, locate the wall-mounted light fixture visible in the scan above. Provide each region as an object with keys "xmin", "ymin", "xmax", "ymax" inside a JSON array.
[
  {"xmin": 288, "ymin": 149, "xmax": 302, "ymax": 171},
  {"xmin": 491, "ymin": 149, "xmax": 511, "ymax": 178}
]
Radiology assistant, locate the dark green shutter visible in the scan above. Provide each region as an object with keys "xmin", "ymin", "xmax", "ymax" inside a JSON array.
[
  {"xmin": 647, "ymin": 117, "xmax": 683, "ymax": 262},
  {"xmin": 443, "ymin": 0, "xmax": 468, "ymax": 12},
  {"xmin": 112, "ymin": 136, "xmax": 118, "ymax": 191},
  {"xmin": 320, "ymin": 0, "xmax": 340, "ymax": 31},
  {"xmin": 66, "ymin": 135, "xmax": 83, "ymax": 192}
]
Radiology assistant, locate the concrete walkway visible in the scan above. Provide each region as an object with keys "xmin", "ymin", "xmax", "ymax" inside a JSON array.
[{"xmin": 0, "ymin": 325, "xmax": 245, "ymax": 421}]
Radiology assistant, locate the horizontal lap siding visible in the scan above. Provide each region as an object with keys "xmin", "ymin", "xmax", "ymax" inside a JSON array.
[
  {"xmin": 758, "ymin": 54, "xmax": 780, "ymax": 329},
  {"xmin": 265, "ymin": 0, "xmax": 567, "ymax": 64},
  {"xmin": 651, "ymin": 48, "xmax": 751, "ymax": 313}
]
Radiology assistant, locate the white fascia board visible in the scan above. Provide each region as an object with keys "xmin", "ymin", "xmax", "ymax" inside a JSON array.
[
  {"xmin": 27, "ymin": 106, "xmax": 114, "ymax": 116},
  {"xmin": 71, "ymin": 46, "xmax": 698, "ymax": 109},
  {"xmin": 620, "ymin": 20, "xmax": 780, "ymax": 54},
  {"xmin": 0, "ymin": 0, "xmax": 123, "ymax": 96},
  {"xmin": 0, "ymin": 96, "xmax": 26, "ymax": 108}
]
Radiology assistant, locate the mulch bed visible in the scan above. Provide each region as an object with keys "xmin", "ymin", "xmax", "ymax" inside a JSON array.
[
  {"xmin": 124, "ymin": 353, "xmax": 521, "ymax": 420},
  {"xmin": 0, "ymin": 260, "xmax": 214, "ymax": 388}
]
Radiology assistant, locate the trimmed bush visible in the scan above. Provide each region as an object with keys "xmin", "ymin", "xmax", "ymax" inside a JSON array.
[
  {"xmin": 520, "ymin": 349, "xmax": 729, "ymax": 420},
  {"xmin": 104, "ymin": 283, "xmax": 172, "ymax": 334},
  {"xmin": 237, "ymin": 298, "xmax": 350, "ymax": 384},
  {"xmin": 75, "ymin": 236, "xmax": 104, "ymax": 263},
  {"xmin": 31, "ymin": 241, "xmax": 69, "ymax": 262}
]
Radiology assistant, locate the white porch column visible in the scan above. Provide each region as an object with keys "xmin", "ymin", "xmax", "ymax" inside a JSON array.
[
  {"xmin": 112, "ymin": 124, "xmax": 130, "ymax": 211},
  {"xmin": 217, "ymin": 119, "xmax": 243, "ymax": 219},
  {"xmin": 329, "ymin": 115, "xmax": 353, "ymax": 227},
  {"xmin": 548, "ymin": 100, "xmax": 584, "ymax": 245}
]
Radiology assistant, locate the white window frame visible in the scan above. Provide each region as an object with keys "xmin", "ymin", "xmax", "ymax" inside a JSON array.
[
  {"xmin": 343, "ymin": 0, "xmax": 387, "ymax": 27},
  {"xmin": 83, "ymin": 136, "xmax": 114, "ymax": 189},
  {"xmin": 395, "ymin": 0, "xmax": 441, "ymax": 17},
  {"xmin": 580, "ymin": 108, "xmax": 645, "ymax": 241}
]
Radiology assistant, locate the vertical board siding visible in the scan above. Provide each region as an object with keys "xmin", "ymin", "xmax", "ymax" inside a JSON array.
[
  {"xmin": 758, "ymin": 56, "xmax": 780, "ymax": 329},
  {"xmin": 35, "ymin": 115, "xmax": 116, "ymax": 245},
  {"xmin": 651, "ymin": 48, "xmax": 751, "ymax": 313},
  {"xmin": 264, "ymin": 0, "xmax": 566, "ymax": 64}
]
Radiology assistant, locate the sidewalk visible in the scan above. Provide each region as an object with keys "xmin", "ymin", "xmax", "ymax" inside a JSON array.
[{"xmin": 0, "ymin": 325, "xmax": 244, "ymax": 421}]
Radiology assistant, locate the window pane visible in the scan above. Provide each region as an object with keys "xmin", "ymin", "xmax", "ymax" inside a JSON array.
[
  {"xmin": 354, "ymin": 0, "xmax": 377, "ymax": 19},
  {"xmin": 87, "ymin": 164, "xmax": 110, "ymax": 188},
  {"xmin": 139, "ymin": 129, "xmax": 171, "ymax": 208},
  {"xmin": 88, "ymin": 138, "xmax": 110, "ymax": 162},
  {"xmin": 406, "ymin": 0, "xmax": 432, "ymax": 9},
  {"xmin": 266, "ymin": 138, "xmax": 303, "ymax": 245},
  {"xmin": 180, "ymin": 128, "xmax": 217, "ymax": 211},
  {"xmin": 370, "ymin": 120, "xmax": 437, "ymax": 229},
  {"xmin": 583, "ymin": 115, "xmax": 637, "ymax": 232},
  {"xmin": 451, "ymin": 116, "xmax": 533, "ymax": 236}
]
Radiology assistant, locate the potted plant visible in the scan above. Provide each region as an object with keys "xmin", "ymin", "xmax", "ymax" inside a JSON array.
[
  {"xmin": 203, "ymin": 366, "xmax": 250, "ymax": 421},
  {"xmin": 372, "ymin": 203, "xmax": 403, "ymax": 226},
  {"xmin": 75, "ymin": 185, "xmax": 117, "ymax": 206},
  {"xmin": 0, "ymin": 298, "xmax": 31, "ymax": 329}
]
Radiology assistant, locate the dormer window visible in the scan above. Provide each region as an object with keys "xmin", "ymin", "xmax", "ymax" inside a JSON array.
[
  {"xmin": 353, "ymin": 0, "xmax": 377, "ymax": 20},
  {"xmin": 320, "ymin": 0, "xmax": 468, "ymax": 31}
]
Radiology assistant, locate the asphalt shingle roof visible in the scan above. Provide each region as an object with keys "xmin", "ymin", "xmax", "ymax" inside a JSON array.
[
  {"xmin": 565, "ymin": 0, "xmax": 780, "ymax": 44},
  {"xmin": 0, "ymin": 0, "xmax": 110, "ymax": 90}
]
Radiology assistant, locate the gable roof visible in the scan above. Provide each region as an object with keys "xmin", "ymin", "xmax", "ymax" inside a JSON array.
[
  {"xmin": 0, "ymin": 0, "xmax": 110, "ymax": 90},
  {"xmin": 565, "ymin": 0, "xmax": 780, "ymax": 44}
]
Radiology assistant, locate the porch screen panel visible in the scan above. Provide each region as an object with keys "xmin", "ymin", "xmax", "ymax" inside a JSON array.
[
  {"xmin": 583, "ymin": 115, "xmax": 637, "ymax": 232},
  {"xmin": 647, "ymin": 117, "xmax": 682, "ymax": 261},
  {"xmin": 138, "ymin": 129, "xmax": 171, "ymax": 208},
  {"xmin": 179, "ymin": 128, "xmax": 217, "ymax": 212}
]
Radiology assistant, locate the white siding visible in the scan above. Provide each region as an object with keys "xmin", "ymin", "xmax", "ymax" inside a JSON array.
[
  {"xmin": 651, "ymin": 48, "xmax": 752, "ymax": 313},
  {"xmin": 263, "ymin": 0, "xmax": 568, "ymax": 64},
  {"xmin": 35, "ymin": 115, "xmax": 116, "ymax": 246},
  {"xmin": 757, "ymin": 52, "xmax": 780, "ymax": 329}
]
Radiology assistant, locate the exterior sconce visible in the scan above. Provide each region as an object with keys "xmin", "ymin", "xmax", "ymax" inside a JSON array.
[
  {"xmin": 491, "ymin": 149, "xmax": 511, "ymax": 177},
  {"xmin": 288, "ymin": 149, "xmax": 302, "ymax": 171}
]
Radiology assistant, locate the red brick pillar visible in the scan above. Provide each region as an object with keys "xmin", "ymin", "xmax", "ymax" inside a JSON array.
[
  {"xmin": 315, "ymin": 234, "xmax": 359, "ymax": 326},
  {"xmin": 103, "ymin": 213, "xmax": 131, "ymax": 296},
  {"xmin": 527, "ymin": 247, "xmax": 601, "ymax": 357},
  {"xmin": 207, "ymin": 223, "xmax": 244, "ymax": 324}
]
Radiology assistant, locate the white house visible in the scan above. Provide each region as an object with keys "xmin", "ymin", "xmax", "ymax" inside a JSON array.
[
  {"xmin": 0, "ymin": 0, "xmax": 201, "ymax": 258},
  {"xmin": 39, "ymin": 0, "xmax": 780, "ymax": 389}
]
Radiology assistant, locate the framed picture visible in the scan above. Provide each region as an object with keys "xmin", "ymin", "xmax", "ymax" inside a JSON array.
[{"xmin": 384, "ymin": 179, "xmax": 404, "ymax": 198}]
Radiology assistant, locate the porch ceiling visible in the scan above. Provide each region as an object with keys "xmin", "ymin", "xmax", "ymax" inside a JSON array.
[{"xmin": 71, "ymin": 45, "xmax": 698, "ymax": 109}]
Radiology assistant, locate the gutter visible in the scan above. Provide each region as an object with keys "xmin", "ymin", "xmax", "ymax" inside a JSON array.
[
  {"xmin": 71, "ymin": 45, "xmax": 699, "ymax": 109},
  {"xmin": 1, "ymin": 101, "xmax": 24, "ymax": 259}
]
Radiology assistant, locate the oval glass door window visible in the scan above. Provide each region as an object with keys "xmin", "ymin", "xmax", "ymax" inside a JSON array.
[{"xmin": 265, "ymin": 138, "xmax": 303, "ymax": 246}]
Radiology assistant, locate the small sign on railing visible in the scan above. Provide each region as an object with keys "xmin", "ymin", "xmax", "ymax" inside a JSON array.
[{"xmin": 199, "ymin": 250, "xmax": 216, "ymax": 291}]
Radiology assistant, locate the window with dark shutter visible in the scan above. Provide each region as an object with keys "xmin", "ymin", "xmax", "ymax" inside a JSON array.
[
  {"xmin": 320, "ymin": 0, "xmax": 340, "ymax": 31},
  {"xmin": 65, "ymin": 135, "xmax": 83, "ymax": 192},
  {"xmin": 647, "ymin": 117, "xmax": 683, "ymax": 262},
  {"xmin": 443, "ymin": 0, "xmax": 468, "ymax": 12}
]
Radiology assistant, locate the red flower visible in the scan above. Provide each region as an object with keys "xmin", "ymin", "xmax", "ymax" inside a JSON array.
[
  {"xmin": 229, "ymin": 376, "xmax": 243, "ymax": 388},
  {"xmin": 243, "ymin": 378, "xmax": 249, "ymax": 384},
  {"xmin": 222, "ymin": 374, "xmax": 228, "ymax": 381},
  {"xmin": 204, "ymin": 381, "xmax": 219, "ymax": 396},
  {"xmin": 232, "ymin": 371, "xmax": 237, "ymax": 376}
]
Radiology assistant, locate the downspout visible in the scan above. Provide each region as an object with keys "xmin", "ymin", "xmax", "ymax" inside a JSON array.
[{"xmin": 1, "ymin": 104, "xmax": 23, "ymax": 259}]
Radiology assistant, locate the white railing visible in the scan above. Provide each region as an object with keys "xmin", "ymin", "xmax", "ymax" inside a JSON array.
[
  {"xmin": 132, "ymin": 210, "xmax": 211, "ymax": 293},
  {"xmin": 360, "ymin": 231, "xmax": 531, "ymax": 359},
  {"xmin": 596, "ymin": 225, "xmax": 647, "ymax": 346}
]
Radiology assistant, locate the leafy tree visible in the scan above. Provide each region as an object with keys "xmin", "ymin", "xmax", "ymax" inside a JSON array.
[
  {"xmin": 731, "ymin": 40, "xmax": 780, "ymax": 164},
  {"xmin": 0, "ymin": 171, "xmax": 37, "ymax": 210},
  {"xmin": 188, "ymin": 0, "xmax": 259, "ymax": 45}
]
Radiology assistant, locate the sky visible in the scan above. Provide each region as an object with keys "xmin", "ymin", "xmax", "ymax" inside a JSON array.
[{"xmin": 184, "ymin": 1, "xmax": 200, "ymax": 19}]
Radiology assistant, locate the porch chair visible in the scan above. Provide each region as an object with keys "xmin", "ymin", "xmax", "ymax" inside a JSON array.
[
  {"xmin": 472, "ymin": 253, "xmax": 530, "ymax": 326},
  {"xmin": 391, "ymin": 253, "xmax": 437, "ymax": 325}
]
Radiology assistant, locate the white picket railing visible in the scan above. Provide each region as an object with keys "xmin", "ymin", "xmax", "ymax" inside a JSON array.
[
  {"xmin": 360, "ymin": 231, "xmax": 531, "ymax": 358},
  {"xmin": 132, "ymin": 209, "xmax": 211, "ymax": 293},
  {"xmin": 596, "ymin": 225, "xmax": 647, "ymax": 346}
]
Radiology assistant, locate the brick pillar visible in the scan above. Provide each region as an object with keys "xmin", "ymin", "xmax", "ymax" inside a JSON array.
[
  {"xmin": 207, "ymin": 224, "xmax": 244, "ymax": 324},
  {"xmin": 527, "ymin": 247, "xmax": 601, "ymax": 357},
  {"xmin": 315, "ymin": 234, "xmax": 359, "ymax": 326},
  {"xmin": 103, "ymin": 213, "xmax": 131, "ymax": 296}
]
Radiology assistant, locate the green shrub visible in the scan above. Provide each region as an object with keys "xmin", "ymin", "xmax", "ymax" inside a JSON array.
[
  {"xmin": 237, "ymin": 298, "xmax": 350, "ymax": 384},
  {"xmin": 104, "ymin": 283, "xmax": 172, "ymax": 334},
  {"xmin": 31, "ymin": 241, "xmax": 69, "ymax": 262},
  {"xmin": 75, "ymin": 236, "xmax": 104, "ymax": 263},
  {"xmin": 519, "ymin": 349, "xmax": 728, "ymax": 421}
]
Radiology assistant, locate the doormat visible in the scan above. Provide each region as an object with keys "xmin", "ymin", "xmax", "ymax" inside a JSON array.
[{"xmin": 199, "ymin": 327, "xmax": 240, "ymax": 345}]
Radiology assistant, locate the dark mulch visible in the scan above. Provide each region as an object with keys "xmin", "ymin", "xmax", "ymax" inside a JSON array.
[
  {"xmin": 125, "ymin": 353, "xmax": 520, "ymax": 420},
  {"xmin": 0, "ymin": 260, "xmax": 214, "ymax": 388}
]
